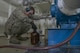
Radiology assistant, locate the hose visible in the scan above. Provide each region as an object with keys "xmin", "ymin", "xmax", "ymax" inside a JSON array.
[{"xmin": 0, "ymin": 22, "xmax": 80, "ymax": 50}]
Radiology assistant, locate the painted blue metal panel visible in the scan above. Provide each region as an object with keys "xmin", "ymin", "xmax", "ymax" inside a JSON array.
[
  {"xmin": 48, "ymin": 29, "xmax": 80, "ymax": 46},
  {"xmin": 60, "ymin": 24, "xmax": 77, "ymax": 29},
  {"xmin": 48, "ymin": 26, "xmax": 80, "ymax": 53},
  {"xmin": 48, "ymin": 48, "xmax": 80, "ymax": 53},
  {"xmin": 48, "ymin": 24, "xmax": 80, "ymax": 46},
  {"xmin": 48, "ymin": 29, "xmax": 70, "ymax": 45},
  {"xmin": 50, "ymin": 5, "xmax": 55, "ymax": 17}
]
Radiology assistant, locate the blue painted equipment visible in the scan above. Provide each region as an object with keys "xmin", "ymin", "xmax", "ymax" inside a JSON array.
[
  {"xmin": 48, "ymin": 28, "xmax": 80, "ymax": 46},
  {"xmin": 51, "ymin": 5, "xmax": 80, "ymax": 25},
  {"xmin": 48, "ymin": 0, "xmax": 80, "ymax": 53},
  {"xmin": 51, "ymin": 0, "xmax": 80, "ymax": 25}
]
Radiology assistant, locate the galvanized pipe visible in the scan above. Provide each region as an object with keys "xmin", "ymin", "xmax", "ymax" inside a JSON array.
[
  {"xmin": 0, "ymin": 22, "xmax": 80, "ymax": 50},
  {"xmin": 58, "ymin": 0, "xmax": 80, "ymax": 15},
  {"xmin": 63, "ymin": 0, "xmax": 80, "ymax": 9}
]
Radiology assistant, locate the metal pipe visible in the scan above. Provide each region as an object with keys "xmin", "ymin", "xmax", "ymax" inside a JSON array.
[
  {"xmin": 58, "ymin": 0, "xmax": 80, "ymax": 15},
  {"xmin": 63, "ymin": 0, "xmax": 80, "ymax": 9},
  {"xmin": 0, "ymin": 22, "xmax": 80, "ymax": 50}
]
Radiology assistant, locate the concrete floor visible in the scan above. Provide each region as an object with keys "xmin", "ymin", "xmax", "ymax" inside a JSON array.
[
  {"xmin": 0, "ymin": 30, "xmax": 39, "ymax": 53},
  {"xmin": 0, "ymin": 34, "xmax": 48, "ymax": 53},
  {"xmin": 0, "ymin": 37, "xmax": 31, "ymax": 53}
]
